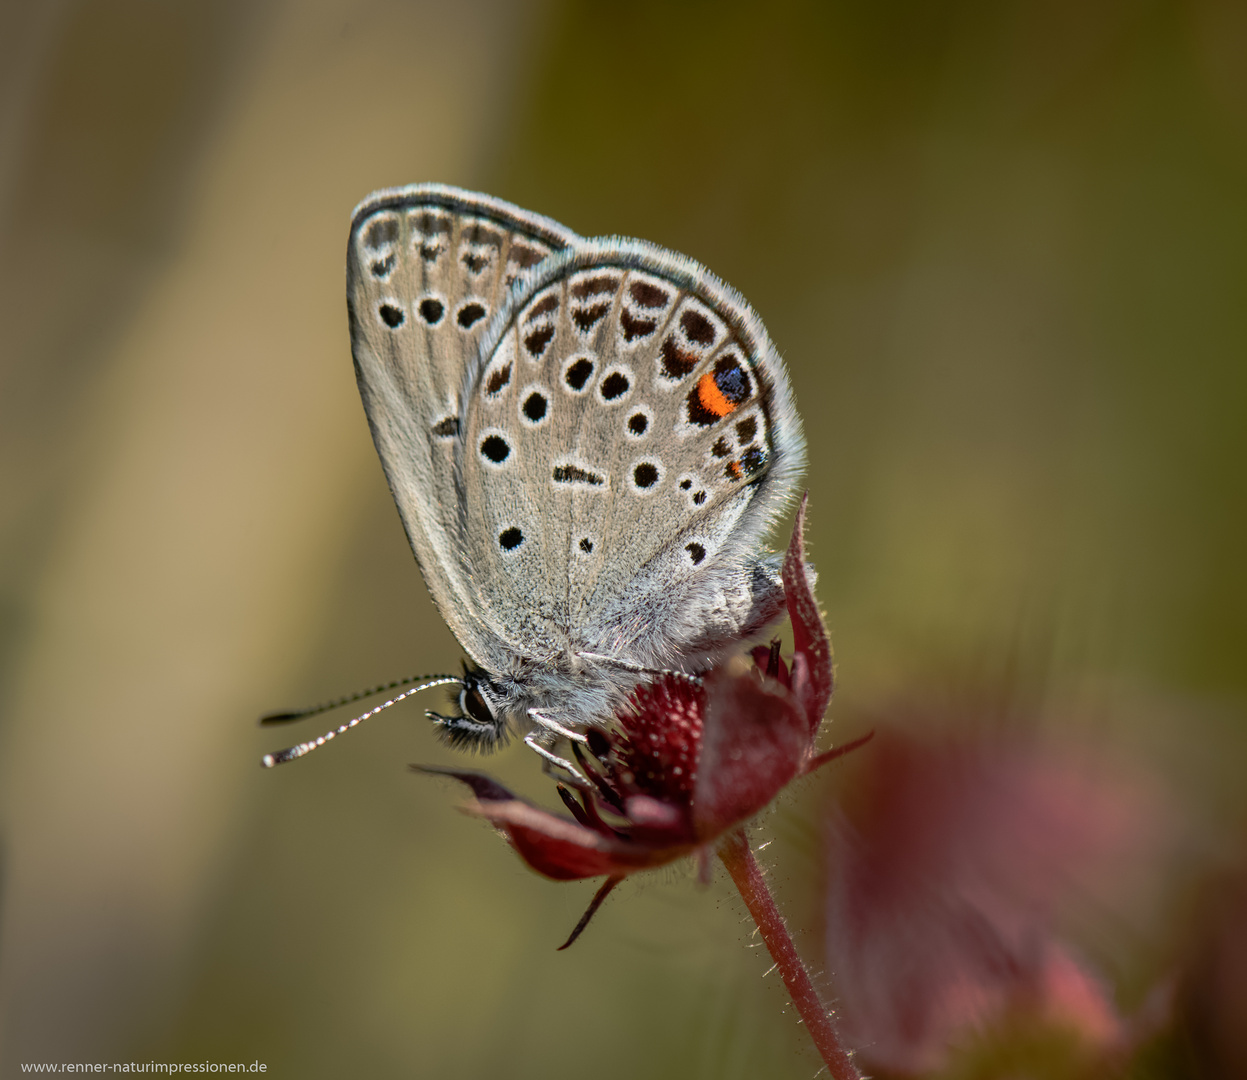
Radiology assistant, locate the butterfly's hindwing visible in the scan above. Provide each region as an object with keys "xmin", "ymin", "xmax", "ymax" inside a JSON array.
[{"xmin": 460, "ymin": 240, "xmax": 805, "ymax": 672}]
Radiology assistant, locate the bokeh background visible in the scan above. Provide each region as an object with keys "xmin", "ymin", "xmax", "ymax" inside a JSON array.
[{"xmin": 1, "ymin": 1, "xmax": 1245, "ymax": 1076}]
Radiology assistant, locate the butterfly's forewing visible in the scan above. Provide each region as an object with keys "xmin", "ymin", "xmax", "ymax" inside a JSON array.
[
  {"xmin": 347, "ymin": 184, "xmax": 579, "ymax": 659},
  {"xmin": 460, "ymin": 240, "xmax": 805, "ymax": 671}
]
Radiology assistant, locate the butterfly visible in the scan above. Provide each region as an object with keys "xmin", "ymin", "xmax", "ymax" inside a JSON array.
[{"xmin": 263, "ymin": 184, "xmax": 804, "ymax": 772}]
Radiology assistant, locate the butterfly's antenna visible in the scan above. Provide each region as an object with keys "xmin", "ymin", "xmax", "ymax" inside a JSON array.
[
  {"xmin": 259, "ymin": 673, "xmax": 457, "ymax": 725},
  {"xmin": 261, "ymin": 676, "xmax": 460, "ymax": 767}
]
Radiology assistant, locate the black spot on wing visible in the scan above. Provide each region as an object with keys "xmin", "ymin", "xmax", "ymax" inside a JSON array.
[
  {"xmin": 480, "ymin": 435, "xmax": 510, "ymax": 463},
  {"xmin": 485, "ymin": 363, "xmax": 512, "ymax": 396},
  {"xmin": 570, "ymin": 275, "xmax": 618, "ymax": 299},
  {"xmin": 633, "ymin": 462, "xmax": 659, "ymax": 489},
  {"xmin": 564, "ymin": 357, "xmax": 594, "ymax": 391},
  {"xmin": 363, "ymin": 216, "xmax": 398, "ymax": 248},
  {"xmin": 572, "ymin": 302, "xmax": 610, "ymax": 332},
  {"xmin": 457, "ymin": 302, "xmax": 487, "ymax": 329},
  {"xmin": 681, "ymin": 309, "xmax": 716, "ymax": 346},
  {"xmin": 523, "ymin": 392, "xmax": 547, "ymax": 421},
  {"xmin": 660, "ymin": 336, "xmax": 698, "ymax": 379},
  {"xmin": 553, "ymin": 463, "xmax": 604, "ymax": 486},
  {"xmin": 630, "ymin": 281, "xmax": 669, "ymax": 308},
  {"xmin": 525, "ymin": 326, "xmax": 554, "ymax": 358},
  {"xmin": 621, "ymin": 309, "xmax": 657, "ymax": 341},
  {"xmin": 600, "ymin": 372, "xmax": 629, "ymax": 400}
]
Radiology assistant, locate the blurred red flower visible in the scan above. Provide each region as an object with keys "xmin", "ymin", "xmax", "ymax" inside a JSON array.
[{"xmin": 824, "ymin": 726, "xmax": 1175, "ymax": 1075}]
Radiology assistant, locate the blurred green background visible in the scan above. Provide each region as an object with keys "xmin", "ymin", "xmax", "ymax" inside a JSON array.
[{"xmin": 1, "ymin": 0, "xmax": 1244, "ymax": 1076}]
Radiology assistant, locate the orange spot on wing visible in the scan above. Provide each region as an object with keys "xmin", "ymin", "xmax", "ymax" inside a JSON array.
[
  {"xmin": 696, "ymin": 371, "xmax": 736, "ymax": 419},
  {"xmin": 726, "ymin": 460, "xmax": 743, "ymax": 480}
]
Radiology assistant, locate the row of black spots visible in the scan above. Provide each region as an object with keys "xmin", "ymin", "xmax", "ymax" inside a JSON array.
[
  {"xmin": 577, "ymin": 536, "xmax": 595, "ymax": 555},
  {"xmin": 521, "ymin": 289, "xmax": 559, "ymax": 361},
  {"xmin": 678, "ymin": 476, "xmax": 708, "ymax": 506},
  {"xmin": 686, "ymin": 352, "xmax": 754, "ymax": 428},
  {"xmin": 685, "ymin": 541, "xmax": 706, "ymax": 566},
  {"xmin": 377, "ymin": 297, "xmax": 487, "ymax": 331},
  {"xmin": 619, "ymin": 274, "xmax": 672, "ymax": 343},
  {"xmin": 657, "ymin": 299, "xmax": 724, "ymax": 381},
  {"xmin": 418, "ymin": 296, "xmax": 483, "ymax": 329},
  {"xmin": 568, "ymin": 271, "xmax": 619, "ymax": 335},
  {"xmin": 629, "ymin": 459, "xmax": 663, "ymax": 493},
  {"xmin": 498, "ymin": 526, "xmax": 524, "ymax": 552},
  {"xmin": 555, "ymin": 354, "xmax": 634, "ymax": 403},
  {"xmin": 552, "ymin": 461, "xmax": 605, "ymax": 487},
  {"xmin": 410, "ymin": 210, "xmax": 451, "ymax": 262},
  {"xmin": 369, "ymin": 252, "xmax": 395, "ymax": 279},
  {"xmin": 431, "ymin": 416, "xmax": 459, "ymax": 439}
]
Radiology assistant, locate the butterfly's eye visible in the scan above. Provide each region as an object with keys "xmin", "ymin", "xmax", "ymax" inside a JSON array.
[{"xmin": 460, "ymin": 684, "xmax": 494, "ymax": 726}]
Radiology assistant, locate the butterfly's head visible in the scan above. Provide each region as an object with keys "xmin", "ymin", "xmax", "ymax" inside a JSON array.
[{"xmin": 426, "ymin": 664, "xmax": 510, "ymax": 752}]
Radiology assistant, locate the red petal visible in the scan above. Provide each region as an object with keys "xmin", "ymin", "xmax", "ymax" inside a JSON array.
[
  {"xmin": 782, "ymin": 494, "xmax": 833, "ymax": 731},
  {"xmin": 414, "ymin": 765, "xmax": 514, "ymax": 803},
  {"xmin": 482, "ymin": 802, "xmax": 636, "ymax": 880},
  {"xmin": 417, "ymin": 766, "xmax": 692, "ymax": 880},
  {"xmin": 691, "ymin": 669, "xmax": 809, "ymax": 841}
]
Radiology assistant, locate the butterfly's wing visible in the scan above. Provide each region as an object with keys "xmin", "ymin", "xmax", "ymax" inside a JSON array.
[
  {"xmin": 347, "ymin": 184, "xmax": 579, "ymax": 662},
  {"xmin": 459, "ymin": 239, "xmax": 805, "ymax": 686}
]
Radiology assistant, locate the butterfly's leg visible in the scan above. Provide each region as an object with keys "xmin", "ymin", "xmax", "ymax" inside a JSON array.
[
  {"xmin": 522, "ymin": 732, "xmax": 588, "ymax": 784},
  {"xmin": 575, "ymin": 651, "xmax": 705, "ymax": 687},
  {"xmin": 527, "ymin": 709, "xmax": 588, "ymax": 745}
]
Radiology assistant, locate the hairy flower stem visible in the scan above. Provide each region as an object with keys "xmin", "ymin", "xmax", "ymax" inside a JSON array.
[{"xmin": 719, "ymin": 829, "xmax": 862, "ymax": 1080}]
